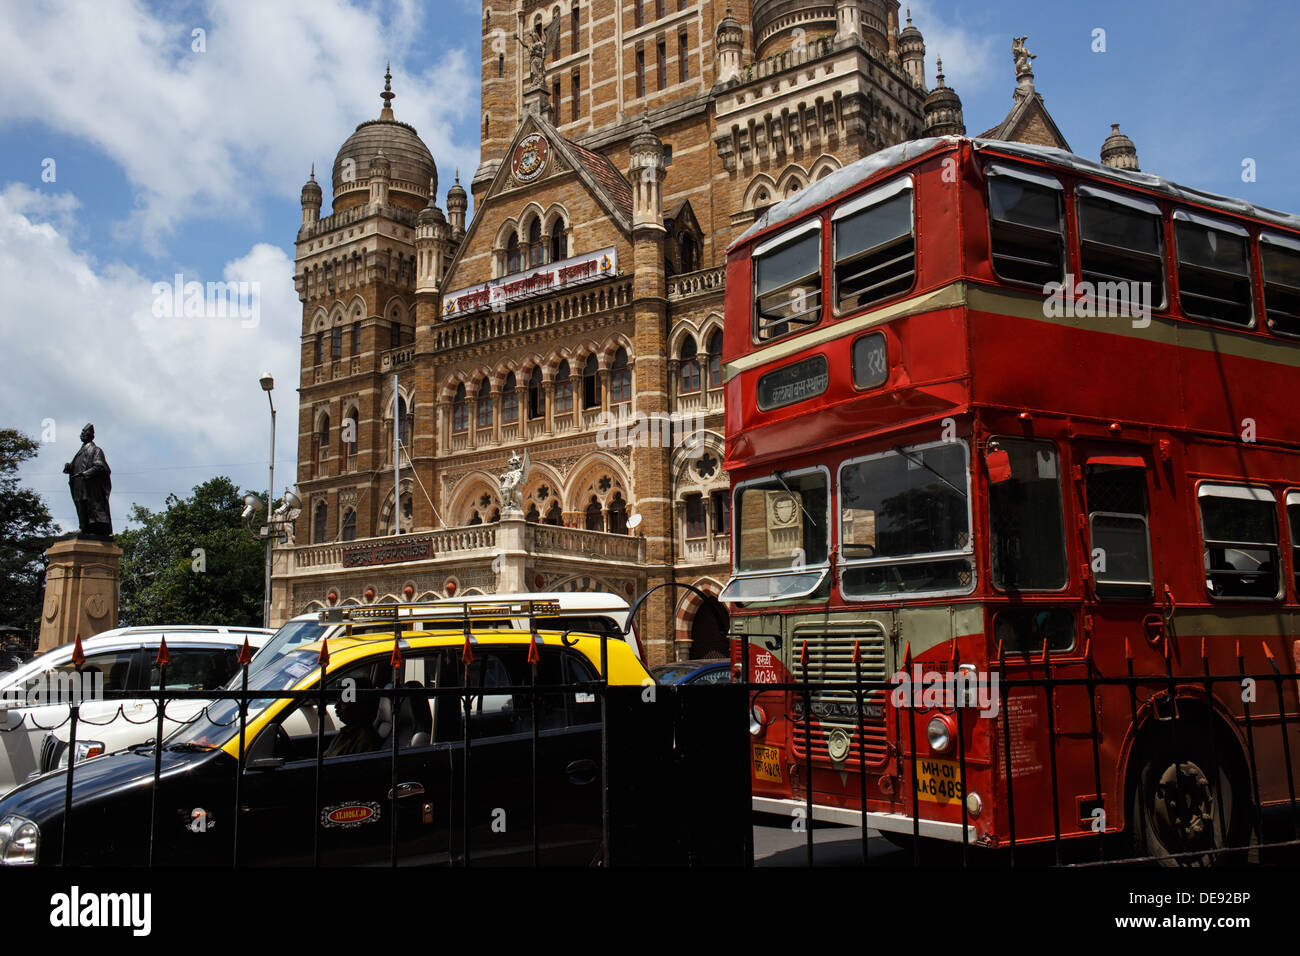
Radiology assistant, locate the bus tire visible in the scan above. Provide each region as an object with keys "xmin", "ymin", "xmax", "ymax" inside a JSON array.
[{"xmin": 1128, "ymin": 717, "xmax": 1248, "ymax": 867}]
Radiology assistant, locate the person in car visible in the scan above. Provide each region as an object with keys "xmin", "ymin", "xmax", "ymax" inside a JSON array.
[{"xmin": 324, "ymin": 677, "xmax": 382, "ymax": 757}]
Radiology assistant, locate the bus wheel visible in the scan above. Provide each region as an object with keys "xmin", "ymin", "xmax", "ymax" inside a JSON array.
[{"xmin": 1130, "ymin": 731, "xmax": 1243, "ymax": 867}]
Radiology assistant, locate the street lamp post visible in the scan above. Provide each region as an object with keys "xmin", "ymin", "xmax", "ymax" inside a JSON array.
[{"xmin": 260, "ymin": 372, "xmax": 275, "ymax": 629}]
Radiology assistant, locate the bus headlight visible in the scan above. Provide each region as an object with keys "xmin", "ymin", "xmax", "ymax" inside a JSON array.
[
  {"xmin": 0, "ymin": 815, "xmax": 39, "ymax": 866},
  {"xmin": 749, "ymin": 705, "xmax": 767, "ymax": 737},
  {"xmin": 926, "ymin": 715, "xmax": 955, "ymax": 754}
]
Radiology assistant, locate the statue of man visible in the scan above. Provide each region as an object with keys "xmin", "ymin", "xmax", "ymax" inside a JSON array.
[{"xmin": 64, "ymin": 423, "xmax": 112, "ymax": 537}]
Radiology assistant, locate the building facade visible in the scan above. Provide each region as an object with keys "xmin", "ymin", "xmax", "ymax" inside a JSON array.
[{"xmin": 273, "ymin": 2, "xmax": 1127, "ymax": 664}]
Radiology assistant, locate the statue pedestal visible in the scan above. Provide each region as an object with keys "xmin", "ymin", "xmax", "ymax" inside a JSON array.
[
  {"xmin": 494, "ymin": 513, "xmax": 529, "ymax": 593},
  {"xmin": 38, "ymin": 537, "xmax": 122, "ymax": 653}
]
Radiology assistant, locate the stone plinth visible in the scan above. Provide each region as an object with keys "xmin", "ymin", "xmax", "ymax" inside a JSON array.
[
  {"xmin": 494, "ymin": 512, "xmax": 528, "ymax": 593},
  {"xmin": 38, "ymin": 536, "xmax": 122, "ymax": 653}
]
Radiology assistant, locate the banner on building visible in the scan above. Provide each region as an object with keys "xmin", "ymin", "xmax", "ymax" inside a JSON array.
[{"xmin": 441, "ymin": 247, "xmax": 618, "ymax": 319}]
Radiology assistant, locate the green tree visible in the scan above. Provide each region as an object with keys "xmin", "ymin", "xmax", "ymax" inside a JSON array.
[
  {"xmin": 0, "ymin": 429, "xmax": 57, "ymax": 638},
  {"xmin": 117, "ymin": 476, "xmax": 265, "ymax": 627}
]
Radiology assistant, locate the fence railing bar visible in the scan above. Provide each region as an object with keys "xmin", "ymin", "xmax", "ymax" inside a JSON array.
[{"xmin": 1042, "ymin": 639, "xmax": 1063, "ymax": 866}]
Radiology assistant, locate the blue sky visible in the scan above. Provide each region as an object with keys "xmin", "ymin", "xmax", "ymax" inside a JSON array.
[{"xmin": 1, "ymin": 0, "xmax": 1296, "ymax": 531}]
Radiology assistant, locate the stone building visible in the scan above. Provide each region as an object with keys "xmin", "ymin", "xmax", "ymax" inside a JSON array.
[{"xmin": 271, "ymin": 2, "xmax": 1134, "ymax": 664}]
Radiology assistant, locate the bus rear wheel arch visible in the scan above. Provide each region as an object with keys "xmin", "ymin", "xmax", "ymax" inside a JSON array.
[{"xmin": 1125, "ymin": 704, "xmax": 1253, "ymax": 867}]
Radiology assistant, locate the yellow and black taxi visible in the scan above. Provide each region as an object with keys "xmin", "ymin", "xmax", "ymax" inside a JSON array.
[{"xmin": 0, "ymin": 603, "xmax": 651, "ymax": 866}]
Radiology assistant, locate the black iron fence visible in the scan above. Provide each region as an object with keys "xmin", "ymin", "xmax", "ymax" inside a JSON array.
[{"xmin": 5, "ymin": 628, "xmax": 1299, "ymax": 867}]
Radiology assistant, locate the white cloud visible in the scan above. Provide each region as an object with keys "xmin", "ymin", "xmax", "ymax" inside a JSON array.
[
  {"xmin": 0, "ymin": 0, "xmax": 480, "ymax": 251},
  {"xmin": 0, "ymin": 184, "xmax": 300, "ymax": 531},
  {"xmin": 905, "ymin": 1, "xmax": 1002, "ymax": 97}
]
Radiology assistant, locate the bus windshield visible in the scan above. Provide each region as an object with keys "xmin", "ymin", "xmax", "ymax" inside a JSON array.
[
  {"xmin": 838, "ymin": 441, "xmax": 973, "ymax": 598},
  {"xmin": 723, "ymin": 469, "xmax": 830, "ymax": 602}
]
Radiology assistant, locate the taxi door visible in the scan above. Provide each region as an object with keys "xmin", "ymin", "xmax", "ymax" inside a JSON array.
[{"xmin": 237, "ymin": 656, "xmax": 451, "ymax": 866}]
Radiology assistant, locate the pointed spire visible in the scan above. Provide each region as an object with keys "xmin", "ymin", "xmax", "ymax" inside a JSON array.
[
  {"xmin": 380, "ymin": 61, "xmax": 395, "ymax": 119},
  {"xmin": 935, "ymin": 56, "xmax": 945, "ymax": 87},
  {"xmin": 309, "ymin": 162, "xmax": 315, "ymax": 181},
  {"xmin": 906, "ymin": 6, "xmax": 912, "ymax": 25}
]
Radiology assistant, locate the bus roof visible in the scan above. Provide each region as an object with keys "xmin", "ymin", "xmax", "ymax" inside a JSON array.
[{"xmin": 730, "ymin": 136, "xmax": 1300, "ymax": 253}]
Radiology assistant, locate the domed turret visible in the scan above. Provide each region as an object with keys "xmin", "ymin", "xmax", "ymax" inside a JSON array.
[
  {"xmin": 415, "ymin": 177, "xmax": 451, "ymax": 293},
  {"xmin": 629, "ymin": 115, "xmax": 665, "ymax": 232},
  {"xmin": 899, "ymin": 7, "xmax": 926, "ymax": 88},
  {"xmin": 300, "ymin": 164, "xmax": 322, "ymax": 227},
  {"xmin": 1100, "ymin": 123, "xmax": 1140, "ymax": 172},
  {"xmin": 922, "ymin": 58, "xmax": 965, "ymax": 136},
  {"xmin": 332, "ymin": 64, "xmax": 437, "ymax": 215},
  {"xmin": 714, "ymin": 7, "xmax": 744, "ymax": 85},
  {"xmin": 446, "ymin": 170, "xmax": 468, "ymax": 241}
]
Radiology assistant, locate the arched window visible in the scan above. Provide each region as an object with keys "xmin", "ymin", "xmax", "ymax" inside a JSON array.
[
  {"xmin": 528, "ymin": 218, "xmax": 544, "ymax": 267},
  {"xmin": 396, "ymin": 395, "xmax": 411, "ymax": 447},
  {"xmin": 476, "ymin": 379, "xmax": 493, "ymax": 428},
  {"xmin": 316, "ymin": 414, "xmax": 330, "ymax": 475},
  {"xmin": 341, "ymin": 408, "xmax": 358, "ymax": 470},
  {"xmin": 545, "ymin": 501, "xmax": 563, "ymax": 525},
  {"xmin": 585, "ymin": 495, "xmax": 604, "ymax": 532},
  {"xmin": 314, "ymin": 332, "xmax": 323, "ymax": 365},
  {"xmin": 607, "ymin": 492, "xmax": 628, "ymax": 534},
  {"xmin": 331, "ymin": 326, "xmax": 342, "ymax": 360},
  {"xmin": 582, "ymin": 353, "xmax": 600, "ymax": 409},
  {"xmin": 341, "ymin": 509, "xmax": 357, "ymax": 542},
  {"xmin": 502, "ymin": 372, "xmax": 519, "ymax": 423},
  {"xmin": 489, "ymin": 507, "xmax": 500, "ymax": 522},
  {"xmin": 549, "ymin": 220, "xmax": 566, "ymax": 262},
  {"xmin": 528, "ymin": 366, "xmax": 545, "ymax": 419},
  {"xmin": 679, "ymin": 233, "xmax": 698, "ymax": 272},
  {"xmin": 525, "ymin": 503, "xmax": 540, "ymax": 523},
  {"xmin": 610, "ymin": 348, "xmax": 631, "ymax": 404},
  {"xmin": 468, "ymin": 510, "xmax": 482, "ymax": 526},
  {"xmin": 351, "ymin": 321, "xmax": 361, "ymax": 355},
  {"xmin": 313, "ymin": 500, "xmax": 328, "ymax": 543},
  {"xmin": 678, "ymin": 336, "xmax": 700, "ymax": 393},
  {"xmin": 707, "ymin": 329, "xmax": 723, "ymax": 387},
  {"xmin": 452, "ymin": 383, "xmax": 468, "ymax": 432},
  {"xmin": 506, "ymin": 233, "xmax": 522, "ymax": 274},
  {"xmin": 554, "ymin": 360, "xmax": 573, "ymax": 414}
]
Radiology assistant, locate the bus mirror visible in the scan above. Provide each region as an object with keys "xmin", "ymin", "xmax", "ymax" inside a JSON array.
[{"xmin": 985, "ymin": 448, "xmax": 1013, "ymax": 483}]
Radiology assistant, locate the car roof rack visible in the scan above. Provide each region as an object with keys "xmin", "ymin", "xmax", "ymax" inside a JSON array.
[{"xmin": 320, "ymin": 599, "xmax": 574, "ymax": 639}]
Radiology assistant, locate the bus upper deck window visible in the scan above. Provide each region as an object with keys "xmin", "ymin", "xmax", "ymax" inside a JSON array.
[
  {"xmin": 1198, "ymin": 484, "xmax": 1279, "ymax": 601},
  {"xmin": 1261, "ymin": 232, "xmax": 1300, "ymax": 336},
  {"xmin": 1076, "ymin": 185, "xmax": 1166, "ymax": 309},
  {"xmin": 987, "ymin": 438, "xmax": 1067, "ymax": 591},
  {"xmin": 752, "ymin": 223, "xmax": 822, "ymax": 342},
  {"xmin": 1085, "ymin": 461, "xmax": 1153, "ymax": 600},
  {"xmin": 986, "ymin": 164, "xmax": 1064, "ymax": 286},
  {"xmin": 1174, "ymin": 210, "xmax": 1253, "ymax": 327},
  {"xmin": 832, "ymin": 179, "xmax": 914, "ymax": 314}
]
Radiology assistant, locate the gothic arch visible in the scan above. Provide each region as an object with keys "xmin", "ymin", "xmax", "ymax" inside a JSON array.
[
  {"xmin": 699, "ymin": 311, "xmax": 725, "ymax": 344},
  {"xmin": 743, "ymin": 173, "xmax": 777, "ymax": 210},
  {"xmin": 447, "ymin": 470, "xmax": 503, "ymax": 522},
  {"xmin": 808, "ymin": 154, "xmax": 842, "ymax": 181},
  {"xmin": 598, "ymin": 332, "xmax": 633, "ymax": 367},
  {"xmin": 674, "ymin": 577, "xmax": 730, "ymax": 659},
  {"xmin": 549, "ymin": 575, "xmax": 618, "ymax": 595},
  {"xmin": 776, "ymin": 163, "xmax": 809, "ymax": 198},
  {"xmin": 347, "ymin": 293, "xmax": 367, "ymax": 321},
  {"xmin": 564, "ymin": 452, "xmax": 631, "ymax": 515},
  {"xmin": 309, "ymin": 307, "xmax": 330, "ymax": 332},
  {"xmin": 672, "ymin": 430, "xmax": 726, "ymax": 490},
  {"xmin": 668, "ymin": 320, "xmax": 702, "ymax": 357},
  {"xmin": 377, "ymin": 479, "xmax": 415, "ymax": 535}
]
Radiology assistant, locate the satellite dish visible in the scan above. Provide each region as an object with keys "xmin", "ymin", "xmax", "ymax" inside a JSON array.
[{"xmin": 626, "ymin": 513, "xmax": 643, "ymax": 530}]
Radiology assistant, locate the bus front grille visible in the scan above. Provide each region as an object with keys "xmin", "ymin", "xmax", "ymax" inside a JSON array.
[{"xmin": 791, "ymin": 630, "xmax": 890, "ymax": 766}]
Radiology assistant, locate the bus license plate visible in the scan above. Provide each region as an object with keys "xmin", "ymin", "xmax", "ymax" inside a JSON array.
[
  {"xmin": 914, "ymin": 758, "xmax": 963, "ymax": 804},
  {"xmin": 752, "ymin": 744, "xmax": 782, "ymax": 782}
]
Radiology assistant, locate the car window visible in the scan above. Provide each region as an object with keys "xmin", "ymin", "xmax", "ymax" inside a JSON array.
[
  {"xmin": 150, "ymin": 647, "xmax": 241, "ymax": 690},
  {"xmin": 689, "ymin": 667, "xmax": 730, "ymax": 685},
  {"xmin": 21, "ymin": 649, "xmax": 136, "ymax": 703},
  {"xmin": 253, "ymin": 661, "xmax": 389, "ymax": 763},
  {"xmin": 431, "ymin": 646, "xmax": 600, "ymax": 743}
]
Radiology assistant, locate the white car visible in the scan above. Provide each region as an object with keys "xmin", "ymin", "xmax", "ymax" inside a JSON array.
[
  {"xmin": 251, "ymin": 592, "xmax": 642, "ymax": 671},
  {"xmin": 0, "ymin": 625, "xmax": 271, "ymax": 793}
]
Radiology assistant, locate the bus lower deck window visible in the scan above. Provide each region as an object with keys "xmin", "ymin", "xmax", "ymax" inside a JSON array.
[
  {"xmin": 987, "ymin": 438, "xmax": 1067, "ymax": 591},
  {"xmin": 1198, "ymin": 484, "xmax": 1279, "ymax": 600},
  {"xmin": 987, "ymin": 168, "xmax": 1064, "ymax": 286},
  {"xmin": 1175, "ymin": 213, "xmax": 1253, "ymax": 326},
  {"xmin": 1085, "ymin": 464, "xmax": 1153, "ymax": 600}
]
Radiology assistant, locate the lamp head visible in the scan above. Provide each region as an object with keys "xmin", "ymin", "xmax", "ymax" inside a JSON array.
[{"xmin": 259, "ymin": 372, "xmax": 274, "ymax": 392}]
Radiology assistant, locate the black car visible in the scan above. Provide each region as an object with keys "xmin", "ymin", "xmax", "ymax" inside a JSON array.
[{"xmin": 0, "ymin": 629, "xmax": 649, "ymax": 866}]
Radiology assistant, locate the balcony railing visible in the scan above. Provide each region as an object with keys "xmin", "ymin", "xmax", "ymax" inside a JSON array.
[
  {"xmin": 381, "ymin": 345, "xmax": 415, "ymax": 372},
  {"xmin": 682, "ymin": 533, "xmax": 731, "ymax": 564},
  {"xmin": 667, "ymin": 266, "xmax": 725, "ymax": 302},
  {"xmin": 528, "ymin": 524, "xmax": 646, "ymax": 563}
]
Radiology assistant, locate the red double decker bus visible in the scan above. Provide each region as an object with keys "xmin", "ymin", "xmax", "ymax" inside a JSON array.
[{"xmin": 721, "ymin": 136, "xmax": 1300, "ymax": 860}]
